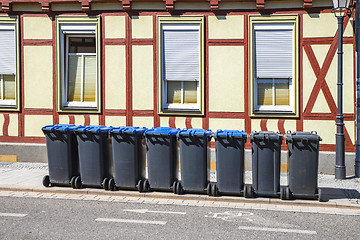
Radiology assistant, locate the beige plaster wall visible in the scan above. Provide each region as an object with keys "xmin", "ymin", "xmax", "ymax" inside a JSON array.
[
  {"xmin": 24, "ymin": 46, "xmax": 53, "ymax": 109},
  {"xmin": 160, "ymin": 116, "xmax": 169, "ymax": 127},
  {"xmin": 133, "ymin": 117, "xmax": 154, "ymax": 128},
  {"xmin": 304, "ymin": 120, "xmax": 335, "ymax": 144},
  {"xmin": 58, "ymin": 115, "xmax": 70, "ymax": 124},
  {"xmin": 23, "ymin": 17, "xmax": 52, "ymax": 40},
  {"xmin": 105, "ymin": 16, "xmax": 126, "ymax": 39},
  {"xmin": 132, "ymin": 16, "xmax": 153, "ymax": 39},
  {"xmin": 303, "ymin": 13, "xmax": 353, "ymax": 38},
  {"xmin": 8, "ymin": 114, "xmax": 18, "ymax": 136},
  {"xmin": 0, "ymin": 115, "xmax": 3, "ymax": 135},
  {"xmin": 190, "ymin": 118, "xmax": 203, "ymax": 129},
  {"xmin": 89, "ymin": 115, "xmax": 99, "ymax": 125},
  {"xmin": 208, "ymin": 15, "xmax": 244, "ymax": 39},
  {"xmin": 209, "ymin": 118, "xmax": 245, "ymax": 132},
  {"xmin": 105, "ymin": 45, "xmax": 126, "ymax": 110},
  {"xmin": 24, "ymin": 115, "xmax": 53, "ymax": 137},
  {"xmin": 105, "ymin": 116, "xmax": 126, "ymax": 127},
  {"xmin": 209, "ymin": 46, "xmax": 244, "ymax": 112},
  {"xmin": 132, "ymin": 45, "xmax": 154, "ymax": 110}
]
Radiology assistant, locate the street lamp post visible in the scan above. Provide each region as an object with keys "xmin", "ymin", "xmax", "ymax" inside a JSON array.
[{"xmin": 332, "ymin": 0, "xmax": 351, "ymax": 179}]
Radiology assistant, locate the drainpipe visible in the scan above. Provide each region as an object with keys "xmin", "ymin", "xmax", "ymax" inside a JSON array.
[{"xmin": 356, "ymin": 0, "xmax": 360, "ymax": 178}]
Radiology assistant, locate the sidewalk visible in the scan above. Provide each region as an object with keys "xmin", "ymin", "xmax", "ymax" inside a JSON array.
[{"xmin": 0, "ymin": 162, "xmax": 359, "ymax": 210}]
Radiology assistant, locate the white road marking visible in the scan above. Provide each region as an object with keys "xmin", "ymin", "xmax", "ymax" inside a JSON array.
[
  {"xmin": 95, "ymin": 218, "xmax": 167, "ymax": 225},
  {"xmin": 124, "ymin": 209, "xmax": 186, "ymax": 215},
  {"xmin": 0, "ymin": 213, "xmax": 27, "ymax": 218},
  {"xmin": 238, "ymin": 226, "xmax": 317, "ymax": 235}
]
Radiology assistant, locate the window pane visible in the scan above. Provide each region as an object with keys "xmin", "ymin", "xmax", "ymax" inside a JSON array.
[
  {"xmin": 83, "ymin": 56, "xmax": 96, "ymax": 102},
  {"xmin": 275, "ymin": 80, "xmax": 290, "ymax": 106},
  {"xmin": 3, "ymin": 75, "xmax": 15, "ymax": 100},
  {"xmin": 68, "ymin": 55, "xmax": 82, "ymax": 102},
  {"xmin": 183, "ymin": 81, "xmax": 197, "ymax": 104},
  {"xmin": 69, "ymin": 37, "xmax": 96, "ymax": 53},
  {"xmin": 257, "ymin": 81, "xmax": 272, "ymax": 105},
  {"xmin": 167, "ymin": 81, "xmax": 181, "ymax": 104}
]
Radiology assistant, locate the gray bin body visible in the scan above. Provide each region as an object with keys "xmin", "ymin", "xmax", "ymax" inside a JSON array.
[
  {"xmin": 251, "ymin": 131, "xmax": 283, "ymax": 196},
  {"xmin": 76, "ymin": 132, "xmax": 111, "ymax": 187},
  {"xmin": 146, "ymin": 135, "xmax": 178, "ymax": 190},
  {"xmin": 111, "ymin": 133, "xmax": 145, "ymax": 188},
  {"xmin": 287, "ymin": 132, "xmax": 321, "ymax": 197},
  {"xmin": 179, "ymin": 135, "xmax": 210, "ymax": 192},
  {"xmin": 44, "ymin": 131, "xmax": 79, "ymax": 185},
  {"xmin": 215, "ymin": 137, "xmax": 245, "ymax": 194}
]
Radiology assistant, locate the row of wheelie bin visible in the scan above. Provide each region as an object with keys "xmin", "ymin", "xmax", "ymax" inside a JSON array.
[{"xmin": 42, "ymin": 124, "xmax": 322, "ymax": 201}]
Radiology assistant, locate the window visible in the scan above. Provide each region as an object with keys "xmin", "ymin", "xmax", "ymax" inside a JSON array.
[
  {"xmin": 158, "ymin": 16, "xmax": 204, "ymax": 115},
  {"xmin": 56, "ymin": 17, "xmax": 101, "ymax": 112},
  {"xmin": 250, "ymin": 16, "xmax": 299, "ymax": 116},
  {"xmin": 0, "ymin": 17, "xmax": 19, "ymax": 110}
]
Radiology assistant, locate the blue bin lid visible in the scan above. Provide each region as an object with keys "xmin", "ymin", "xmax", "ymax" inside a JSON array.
[
  {"xmin": 178, "ymin": 128, "xmax": 212, "ymax": 137},
  {"xmin": 214, "ymin": 129, "xmax": 247, "ymax": 139},
  {"xmin": 76, "ymin": 125, "xmax": 111, "ymax": 133},
  {"xmin": 145, "ymin": 127, "xmax": 179, "ymax": 136},
  {"xmin": 110, "ymin": 126, "xmax": 147, "ymax": 134},
  {"xmin": 42, "ymin": 124, "xmax": 78, "ymax": 132}
]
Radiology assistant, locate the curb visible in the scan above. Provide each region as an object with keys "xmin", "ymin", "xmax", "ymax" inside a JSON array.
[{"xmin": 1, "ymin": 185, "xmax": 359, "ymax": 210}]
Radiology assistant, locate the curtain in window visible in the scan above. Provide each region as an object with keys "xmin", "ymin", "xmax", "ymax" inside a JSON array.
[
  {"xmin": 4, "ymin": 75, "xmax": 15, "ymax": 100},
  {"xmin": 68, "ymin": 55, "xmax": 82, "ymax": 102},
  {"xmin": 83, "ymin": 56, "xmax": 96, "ymax": 102}
]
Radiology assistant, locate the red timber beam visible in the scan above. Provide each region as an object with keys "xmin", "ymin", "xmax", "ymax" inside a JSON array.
[
  {"xmin": 256, "ymin": 0, "xmax": 265, "ymax": 10},
  {"xmin": 303, "ymin": 0, "xmax": 312, "ymax": 8}
]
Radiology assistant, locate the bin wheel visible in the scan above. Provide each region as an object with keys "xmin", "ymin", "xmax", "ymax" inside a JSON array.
[
  {"xmin": 176, "ymin": 182, "xmax": 184, "ymax": 195},
  {"xmin": 137, "ymin": 180, "xmax": 143, "ymax": 193},
  {"xmin": 244, "ymin": 185, "xmax": 253, "ymax": 198},
  {"xmin": 143, "ymin": 179, "xmax": 150, "ymax": 192},
  {"xmin": 74, "ymin": 176, "xmax": 82, "ymax": 189},
  {"xmin": 70, "ymin": 176, "xmax": 76, "ymax": 189},
  {"xmin": 42, "ymin": 175, "xmax": 50, "ymax": 187},
  {"xmin": 280, "ymin": 186, "xmax": 287, "ymax": 200},
  {"xmin": 206, "ymin": 183, "xmax": 212, "ymax": 196},
  {"xmin": 211, "ymin": 184, "xmax": 218, "ymax": 197},
  {"xmin": 318, "ymin": 188, "xmax": 324, "ymax": 202},
  {"xmin": 102, "ymin": 178, "xmax": 109, "ymax": 191},
  {"xmin": 172, "ymin": 181, "xmax": 178, "ymax": 194},
  {"xmin": 108, "ymin": 178, "xmax": 116, "ymax": 191},
  {"xmin": 285, "ymin": 186, "xmax": 291, "ymax": 200}
]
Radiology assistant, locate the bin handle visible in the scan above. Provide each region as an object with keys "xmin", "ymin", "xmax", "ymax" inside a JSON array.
[
  {"xmin": 311, "ymin": 131, "xmax": 317, "ymax": 135},
  {"xmin": 286, "ymin": 130, "xmax": 291, "ymax": 134}
]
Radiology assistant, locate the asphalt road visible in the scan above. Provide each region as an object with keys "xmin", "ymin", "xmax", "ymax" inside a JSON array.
[{"xmin": 0, "ymin": 195, "xmax": 358, "ymax": 240}]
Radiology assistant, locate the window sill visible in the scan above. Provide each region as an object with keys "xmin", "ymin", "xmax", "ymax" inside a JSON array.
[
  {"xmin": 159, "ymin": 108, "xmax": 204, "ymax": 116},
  {"xmin": 58, "ymin": 106, "xmax": 100, "ymax": 114},
  {"xmin": 251, "ymin": 110, "xmax": 298, "ymax": 118}
]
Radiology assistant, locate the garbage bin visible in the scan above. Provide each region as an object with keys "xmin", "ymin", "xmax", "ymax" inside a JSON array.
[
  {"xmin": 212, "ymin": 130, "xmax": 247, "ymax": 197},
  {"xmin": 145, "ymin": 127, "xmax": 180, "ymax": 192},
  {"xmin": 74, "ymin": 125, "xmax": 112, "ymax": 190},
  {"xmin": 176, "ymin": 128, "xmax": 212, "ymax": 195},
  {"xmin": 247, "ymin": 131, "xmax": 283, "ymax": 198},
  {"xmin": 283, "ymin": 131, "xmax": 323, "ymax": 201},
  {"xmin": 108, "ymin": 126, "xmax": 147, "ymax": 192},
  {"xmin": 42, "ymin": 124, "xmax": 80, "ymax": 188}
]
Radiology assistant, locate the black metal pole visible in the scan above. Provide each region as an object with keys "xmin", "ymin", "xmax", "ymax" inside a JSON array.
[
  {"xmin": 335, "ymin": 15, "xmax": 346, "ymax": 179},
  {"xmin": 355, "ymin": 1, "xmax": 360, "ymax": 178}
]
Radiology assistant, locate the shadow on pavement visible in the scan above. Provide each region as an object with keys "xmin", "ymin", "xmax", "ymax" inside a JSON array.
[{"xmin": 320, "ymin": 187, "xmax": 360, "ymax": 201}]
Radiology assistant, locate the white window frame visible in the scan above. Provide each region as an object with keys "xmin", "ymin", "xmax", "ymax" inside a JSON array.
[
  {"xmin": 0, "ymin": 23, "xmax": 17, "ymax": 108},
  {"xmin": 59, "ymin": 24, "xmax": 97, "ymax": 109},
  {"xmin": 160, "ymin": 23, "xmax": 201, "ymax": 112},
  {"xmin": 252, "ymin": 22, "xmax": 296, "ymax": 114}
]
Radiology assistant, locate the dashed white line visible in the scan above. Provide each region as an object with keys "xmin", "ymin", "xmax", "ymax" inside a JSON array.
[
  {"xmin": 0, "ymin": 213, "xmax": 27, "ymax": 218},
  {"xmin": 124, "ymin": 209, "xmax": 186, "ymax": 215},
  {"xmin": 238, "ymin": 226, "xmax": 317, "ymax": 235},
  {"xmin": 95, "ymin": 218, "xmax": 167, "ymax": 225}
]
